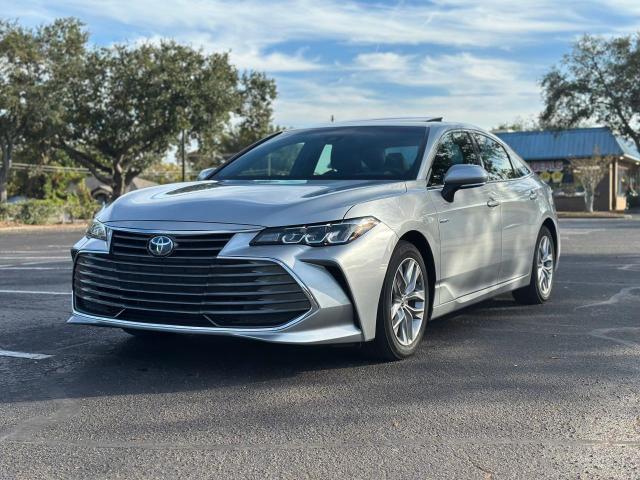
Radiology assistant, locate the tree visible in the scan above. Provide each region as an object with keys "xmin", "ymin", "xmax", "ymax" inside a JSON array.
[
  {"xmin": 0, "ymin": 19, "xmax": 86, "ymax": 202},
  {"xmin": 187, "ymin": 71, "xmax": 279, "ymax": 173},
  {"xmin": 540, "ymin": 34, "xmax": 640, "ymax": 150},
  {"xmin": 491, "ymin": 116, "xmax": 539, "ymax": 133},
  {"xmin": 570, "ymin": 147, "xmax": 612, "ymax": 212},
  {"xmin": 219, "ymin": 71, "xmax": 279, "ymax": 155},
  {"xmin": 60, "ymin": 42, "xmax": 241, "ymax": 198}
]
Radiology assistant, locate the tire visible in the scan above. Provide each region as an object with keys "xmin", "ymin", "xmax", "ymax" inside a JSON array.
[
  {"xmin": 366, "ymin": 241, "xmax": 430, "ymax": 361},
  {"xmin": 512, "ymin": 226, "xmax": 555, "ymax": 305}
]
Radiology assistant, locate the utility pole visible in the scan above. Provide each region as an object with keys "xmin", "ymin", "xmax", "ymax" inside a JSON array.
[{"xmin": 180, "ymin": 129, "xmax": 186, "ymax": 182}]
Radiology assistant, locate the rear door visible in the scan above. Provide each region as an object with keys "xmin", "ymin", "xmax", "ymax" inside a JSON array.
[
  {"xmin": 473, "ymin": 133, "xmax": 537, "ymax": 283},
  {"xmin": 426, "ymin": 131, "xmax": 502, "ymax": 304}
]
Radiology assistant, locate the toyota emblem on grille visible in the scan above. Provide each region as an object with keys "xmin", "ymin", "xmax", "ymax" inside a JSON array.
[{"xmin": 147, "ymin": 235, "xmax": 174, "ymax": 257}]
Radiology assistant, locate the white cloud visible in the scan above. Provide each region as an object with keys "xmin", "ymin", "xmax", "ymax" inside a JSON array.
[
  {"xmin": 273, "ymin": 51, "xmax": 542, "ymax": 130},
  {"xmin": 272, "ymin": 46, "xmax": 546, "ymax": 130},
  {"xmin": 4, "ymin": 0, "xmax": 639, "ymax": 128},
  {"xmin": 274, "ymin": 79, "xmax": 542, "ymax": 130},
  {"xmin": 418, "ymin": 53, "xmax": 539, "ymax": 95},
  {"xmin": 6, "ymin": 0, "xmax": 609, "ymax": 48},
  {"xmin": 348, "ymin": 51, "xmax": 538, "ymax": 96},
  {"xmin": 353, "ymin": 52, "xmax": 412, "ymax": 72}
]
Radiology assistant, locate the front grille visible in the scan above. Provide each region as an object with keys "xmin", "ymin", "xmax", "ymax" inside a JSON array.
[
  {"xmin": 73, "ymin": 230, "xmax": 312, "ymax": 328},
  {"xmin": 111, "ymin": 230, "xmax": 232, "ymax": 260}
]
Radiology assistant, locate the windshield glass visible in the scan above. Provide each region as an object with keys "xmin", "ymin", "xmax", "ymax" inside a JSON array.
[{"xmin": 213, "ymin": 126, "xmax": 428, "ymax": 180}]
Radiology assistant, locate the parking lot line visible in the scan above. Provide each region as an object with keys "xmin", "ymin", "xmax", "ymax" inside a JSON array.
[
  {"xmin": 0, "ymin": 256, "xmax": 69, "ymax": 260},
  {"xmin": 0, "ymin": 266, "xmax": 71, "ymax": 270},
  {"xmin": 0, "ymin": 289, "xmax": 70, "ymax": 295},
  {"xmin": 0, "ymin": 265, "xmax": 71, "ymax": 270},
  {"xmin": 0, "ymin": 349, "xmax": 52, "ymax": 360}
]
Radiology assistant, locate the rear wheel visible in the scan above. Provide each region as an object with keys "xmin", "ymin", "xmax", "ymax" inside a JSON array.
[
  {"xmin": 366, "ymin": 241, "xmax": 429, "ymax": 361},
  {"xmin": 513, "ymin": 226, "xmax": 555, "ymax": 304}
]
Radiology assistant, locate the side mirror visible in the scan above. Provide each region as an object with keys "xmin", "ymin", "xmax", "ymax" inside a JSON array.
[
  {"xmin": 441, "ymin": 164, "xmax": 488, "ymax": 202},
  {"xmin": 196, "ymin": 167, "xmax": 216, "ymax": 181}
]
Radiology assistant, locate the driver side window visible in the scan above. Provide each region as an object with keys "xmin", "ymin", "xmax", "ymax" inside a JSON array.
[{"xmin": 428, "ymin": 131, "xmax": 479, "ymax": 186}]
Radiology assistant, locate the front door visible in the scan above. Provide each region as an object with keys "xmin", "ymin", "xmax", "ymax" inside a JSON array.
[{"xmin": 426, "ymin": 131, "xmax": 502, "ymax": 304}]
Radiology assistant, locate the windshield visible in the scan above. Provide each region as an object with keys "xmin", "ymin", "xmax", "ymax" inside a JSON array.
[{"xmin": 213, "ymin": 126, "xmax": 428, "ymax": 180}]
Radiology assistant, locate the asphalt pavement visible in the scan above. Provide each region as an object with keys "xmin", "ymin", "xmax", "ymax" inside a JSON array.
[{"xmin": 0, "ymin": 219, "xmax": 639, "ymax": 479}]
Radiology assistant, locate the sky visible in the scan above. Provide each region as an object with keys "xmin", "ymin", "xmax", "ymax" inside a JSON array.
[{"xmin": 3, "ymin": 0, "xmax": 640, "ymax": 129}]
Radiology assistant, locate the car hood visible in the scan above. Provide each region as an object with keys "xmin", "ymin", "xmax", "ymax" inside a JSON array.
[{"xmin": 98, "ymin": 179, "xmax": 407, "ymax": 228}]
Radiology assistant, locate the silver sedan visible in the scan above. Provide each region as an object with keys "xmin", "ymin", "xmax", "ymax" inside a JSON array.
[{"xmin": 69, "ymin": 118, "xmax": 559, "ymax": 360}]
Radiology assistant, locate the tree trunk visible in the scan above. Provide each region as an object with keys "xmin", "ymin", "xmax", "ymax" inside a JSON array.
[
  {"xmin": 111, "ymin": 166, "xmax": 126, "ymax": 199},
  {"xmin": 0, "ymin": 142, "xmax": 13, "ymax": 203},
  {"xmin": 585, "ymin": 190, "xmax": 594, "ymax": 213}
]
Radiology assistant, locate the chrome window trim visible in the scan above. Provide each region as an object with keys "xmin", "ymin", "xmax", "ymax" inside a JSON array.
[{"xmin": 71, "ymin": 227, "xmax": 319, "ymax": 334}]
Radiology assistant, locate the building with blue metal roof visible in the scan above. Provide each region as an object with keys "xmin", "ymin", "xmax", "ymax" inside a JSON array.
[{"xmin": 496, "ymin": 127, "xmax": 640, "ymax": 211}]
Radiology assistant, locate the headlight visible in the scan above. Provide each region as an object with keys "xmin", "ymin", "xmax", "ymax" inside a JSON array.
[
  {"xmin": 86, "ymin": 219, "xmax": 107, "ymax": 241},
  {"xmin": 251, "ymin": 217, "xmax": 379, "ymax": 247}
]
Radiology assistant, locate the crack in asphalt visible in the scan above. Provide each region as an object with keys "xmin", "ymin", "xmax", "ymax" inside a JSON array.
[{"xmin": 452, "ymin": 451, "xmax": 495, "ymax": 479}]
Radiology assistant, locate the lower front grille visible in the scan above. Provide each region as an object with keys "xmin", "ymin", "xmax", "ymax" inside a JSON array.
[{"xmin": 73, "ymin": 244, "xmax": 312, "ymax": 328}]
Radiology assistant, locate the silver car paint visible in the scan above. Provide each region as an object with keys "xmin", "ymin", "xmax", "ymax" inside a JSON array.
[{"xmin": 68, "ymin": 120, "xmax": 559, "ymax": 344}]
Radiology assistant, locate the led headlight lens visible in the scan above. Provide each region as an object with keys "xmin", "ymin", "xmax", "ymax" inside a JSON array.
[
  {"xmin": 251, "ymin": 217, "xmax": 379, "ymax": 247},
  {"xmin": 86, "ymin": 219, "xmax": 107, "ymax": 241}
]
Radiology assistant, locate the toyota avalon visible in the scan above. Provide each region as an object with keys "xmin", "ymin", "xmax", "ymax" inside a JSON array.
[{"xmin": 69, "ymin": 118, "xmax": 559, "ymax": 360}]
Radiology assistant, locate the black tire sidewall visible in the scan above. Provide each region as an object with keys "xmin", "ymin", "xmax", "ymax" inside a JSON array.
[{"xmin": 377, "ymin": 241, "xmax": 429, "ymax": 359}]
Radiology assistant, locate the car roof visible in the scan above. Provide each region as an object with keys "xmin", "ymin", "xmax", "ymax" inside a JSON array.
[{"xmin": 289, "ymin": 117, "xmax": 481, "ymax": 131}]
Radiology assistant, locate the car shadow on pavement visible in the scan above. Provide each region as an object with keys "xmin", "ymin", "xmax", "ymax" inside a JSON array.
[{"xmin": 3, "ymin": 246, "xmax": 639, "ymax": 409}]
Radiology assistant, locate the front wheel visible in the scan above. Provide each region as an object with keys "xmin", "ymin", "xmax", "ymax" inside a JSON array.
[
  {"xmin": 513, "ymin": 226, "xmax": 555, "ymax": 304},
  {"xmin": 366, "ymin": 241, "xmax": 429, "ymax": 361}
]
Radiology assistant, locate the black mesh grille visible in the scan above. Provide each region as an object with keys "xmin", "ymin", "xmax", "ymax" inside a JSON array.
[{"xmin": 73, "ymin": 230, "xmax": 312, "ymax": 328}]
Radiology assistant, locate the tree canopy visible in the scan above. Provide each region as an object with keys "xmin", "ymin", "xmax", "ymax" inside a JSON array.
[
  {"xmin": 60, "ymin": 42, "xmax": 241, "ymax": 197},
  {"xmin": 0, "ymin": 18, "xmax": 86, "ymax": 202},
  {"xmin": 219, "ymin": 72, "xmax": 279, "ymax": 154},
  {"xmin": 540, "ymin": 34, "xmax": 640, "ymax": 150},
  {"xmin": 1, "ymin": 18, "xmax": 279, "ymax": 201}
]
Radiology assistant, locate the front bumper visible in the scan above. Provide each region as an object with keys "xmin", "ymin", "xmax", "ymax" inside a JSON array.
[{"xmin": 68, "ymin": 221, "xmax": 398, "ymax": 344}]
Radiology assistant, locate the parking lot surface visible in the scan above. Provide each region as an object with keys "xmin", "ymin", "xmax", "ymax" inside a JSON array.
[{"xmin": 0, "ymin": 218, "xmax": 639, "ymax": 479}]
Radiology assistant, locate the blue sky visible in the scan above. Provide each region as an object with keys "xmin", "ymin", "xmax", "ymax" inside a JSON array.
[{"xmin": 3, "ymin": 0, "xmax": 640, "ymax": 129}]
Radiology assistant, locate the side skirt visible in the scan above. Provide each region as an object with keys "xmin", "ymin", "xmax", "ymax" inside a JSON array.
[{"xmin": 431, "ymin": 274, "xmax": 530, "ymax": 320}]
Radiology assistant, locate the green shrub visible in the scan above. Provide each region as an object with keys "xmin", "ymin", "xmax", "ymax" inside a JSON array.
[
  {"xmin": 65, "ymin": 195, "xmax": 101, "ymax": 221},
  {"xmin": 13, "ymin": 200, "xmax": 63, "ymax": 224},
  {"xmin": 0, "ymin": 203, "xmax": 20, "ymax": 222},
  {"xmin": 0, "ymin": 198, "xmax": 99, "ymax": 225}
]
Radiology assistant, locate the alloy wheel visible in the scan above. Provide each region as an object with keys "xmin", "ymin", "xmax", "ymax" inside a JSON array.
[
  {"xmin": 537, "ymin": 235, "xmax": 554, "ymax": 297},
  {"xmin": 390, "ymin": 258, "xmax": 426, "ymax": 346}
]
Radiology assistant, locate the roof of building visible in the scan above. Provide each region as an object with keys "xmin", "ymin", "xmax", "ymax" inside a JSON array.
[{"xmin": 495, "ymin": 127, "xmax": 640, "ymax": 163}]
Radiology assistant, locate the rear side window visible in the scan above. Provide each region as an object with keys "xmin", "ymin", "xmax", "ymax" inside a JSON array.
[
  {"xmin": 508, "ymin": 151, "xmax": 532, "ymax": 177},
  {"xmin": 473, "ymin": 134, "xmax": 516, "ymax": 181},
  {"xmin": 428, "ymin": 131, "xmax": 480, "ymax": 186}
]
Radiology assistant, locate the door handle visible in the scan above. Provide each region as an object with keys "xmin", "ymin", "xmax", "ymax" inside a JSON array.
[
  {"xmin": 529, "ymin": 190, "xmax": 538, "ymax": 200},
  {"xmin": 487, "ymin": 198, "xmax": 500, "ymax": 208}
]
